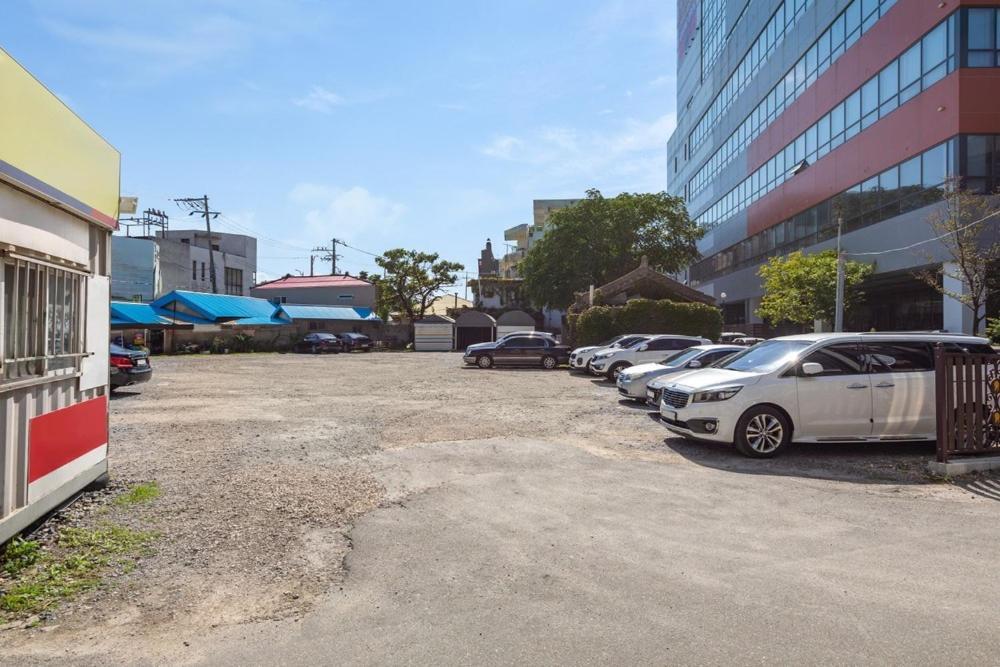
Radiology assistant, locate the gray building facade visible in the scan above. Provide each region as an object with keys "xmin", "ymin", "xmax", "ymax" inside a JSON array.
[
  {"xmin": 668, "ymin": 0, "xmax": 1000, "ymax": 335},
  {"xmin": 111, "ymin": 229, "xmax": 257, "ymax": 301}
]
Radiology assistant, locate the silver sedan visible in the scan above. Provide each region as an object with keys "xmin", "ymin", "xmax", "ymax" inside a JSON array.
[{"xmin": 615, "ymin": 345, "xmax": 744, "ymax": 403}]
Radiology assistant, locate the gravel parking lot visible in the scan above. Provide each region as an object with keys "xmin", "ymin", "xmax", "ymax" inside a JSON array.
[{"xmin": 6, "ymin": 352, "xmax": 1000, "ymax": 664}]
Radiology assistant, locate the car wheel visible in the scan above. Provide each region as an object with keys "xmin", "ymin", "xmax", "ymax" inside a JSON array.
[
  {"xmin": 477, "ymin": 355, "xmax": 494, "ymax": 369},
  {"xmin": 541, "ymin": 355, "xmax": 557, "ymax": 370},
  {"xmin": 607, "ymin": 362, "xmax": 630, "ymax": 381},
  {"xmin": 734, "ymin": 406, "xmax": 791, "ymax": 458}
]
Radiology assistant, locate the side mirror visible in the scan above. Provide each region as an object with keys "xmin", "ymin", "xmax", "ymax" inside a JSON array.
[
  {"xmin": 801, "ymin": 362, "xmax": 824, "ymax": 376},
  {"xmin": 687, "ymin": 360, "xmax": 702, "ymax": 368},
  {"xmin": 638, "ymin": 344, "xmax": 649, "ymax": 351}
]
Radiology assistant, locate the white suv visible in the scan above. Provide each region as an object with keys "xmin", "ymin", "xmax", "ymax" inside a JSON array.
[
  {"xmin": 590, "ymin": 334, "xmax": 711, "ymax": 380},
  {"xmin": 569, "ymin": 334, "xmax": 652, "ymax": 372},
  {"xmin": 656, "ymin": 332, "xmax": 995, "ymax": 458}
]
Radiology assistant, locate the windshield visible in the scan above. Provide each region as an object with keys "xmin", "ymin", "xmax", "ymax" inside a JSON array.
[
  {"xmin": 662, "ymin": 347, "xmax": 702, "ymax": 366},
  {"xmin": 621, "ymin": 336, "xmax": 649, "ymax": 349},
  {"xmin": 717, "ymin": 340, "xmax": 810, "ymax": 373}
]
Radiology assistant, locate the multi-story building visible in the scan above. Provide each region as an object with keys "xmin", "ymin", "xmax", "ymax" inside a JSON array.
[
  {"xmin": 498, "ymin": 199, "xmax": 580, "ymax": 279},
  {"xmin": 668, "ymin": 0, "xmax": 1000, "ymax": 334},
  {"xmin": 111, "ymin": 229, "xmax": 257, "ymax": 301}
]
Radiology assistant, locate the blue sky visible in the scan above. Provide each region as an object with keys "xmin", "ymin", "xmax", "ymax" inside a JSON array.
[{"xmin": 2, "ymin": 0, "xmax": 678, "ymax": 287}]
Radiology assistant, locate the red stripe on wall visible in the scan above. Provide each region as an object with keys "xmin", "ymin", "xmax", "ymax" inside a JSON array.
[
  {"xmin": 747, "ymin": 0, "xmax": 998, "ymax": 172},
  {"xmin": 28, "ymin": 396, "xmax": 108, "ymax": 483},
  {"xmin": 746, "ymin": 68, "xmax": 1000, "ymax": 236}
]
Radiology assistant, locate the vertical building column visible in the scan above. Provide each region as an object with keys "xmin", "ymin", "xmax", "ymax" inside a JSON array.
[{"xmin": 941, "ymin": 262, "xmax": 982, "ymax": 334}]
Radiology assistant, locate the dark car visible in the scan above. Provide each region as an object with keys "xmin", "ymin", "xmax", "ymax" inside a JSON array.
[
  {"xmin": 292, "ymin": 333, "xmax": 344, "ymax": 354},
  {"xmin": 110, "ymin": 343, "xmax": 152, "ymax": 390},
  {"xmin": 462, "ymin": 334, "xmax": 570, "ymax": 370},
  {"xmin": 339, "ymin": 332, "xmax": 373, "ymax": 352}
]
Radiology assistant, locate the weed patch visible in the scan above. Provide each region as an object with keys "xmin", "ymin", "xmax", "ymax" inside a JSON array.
[
  {"xmin": 0, "ymin": 524, "xmax": 156, "ymax": 620},
  {"xmin": 115, "ymin": 481, "xmax": 160, "ymax": 507}
]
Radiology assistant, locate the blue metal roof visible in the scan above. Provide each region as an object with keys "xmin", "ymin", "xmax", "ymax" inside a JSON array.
[
  {"xmin": 110, "ymin": 301, "xmax": 175, "ymax": 327},
  {"xmin": 151, "ymin": 290, "xmax": 290, "ymax": 325},
  {"xmin": 281, "ymin": 304, "xmax": 381, "ymax": 322}
]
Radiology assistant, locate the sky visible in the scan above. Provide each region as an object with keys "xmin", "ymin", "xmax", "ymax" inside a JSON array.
[{"xmin": 1, "ymin": 0, "xmax": 679, "ymax": 290}]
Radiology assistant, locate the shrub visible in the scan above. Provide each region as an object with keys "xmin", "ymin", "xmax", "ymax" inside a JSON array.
[
  {"xmin": 209, "ymin": 337, "xmax": 227, "ymax": 354},
  {"xmin": 229, "ymin": 333, "xmax": 254, "ymax": 353},
  {"xmin": 987, "ymin": 317, "xmax": 1000, "ymax": 345},
  {"xmin": 573, "ymin": 299, "xmax": 722, "ymax": 346}
]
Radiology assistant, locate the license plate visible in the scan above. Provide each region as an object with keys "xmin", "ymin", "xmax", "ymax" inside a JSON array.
[
  {"xmin": 647, "ymin": 389, "xmax": 655, "ymax": 401},
  {"xmin": 134, "ymin": 358, "xmax": 147, "ymax": 367},
  {"xmin": 664, "ymin": 409, "xmax": 677, "ymax": 422}
]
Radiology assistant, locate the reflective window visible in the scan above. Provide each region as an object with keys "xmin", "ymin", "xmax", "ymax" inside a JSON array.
[
  {"xmin": 691, "ymin": 13, "xmax": 960, "ymax": 231},
  {"xmin": 865, "ymin": 342, "xmax": 935, "ymax": 373}
]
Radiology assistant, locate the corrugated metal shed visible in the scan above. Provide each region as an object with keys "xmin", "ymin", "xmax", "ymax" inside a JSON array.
[{"xmin": 281, "ymin": 304, "xmax": 381, "ymax": 322}]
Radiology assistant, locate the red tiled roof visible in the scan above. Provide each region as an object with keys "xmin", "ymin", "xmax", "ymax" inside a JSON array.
[{"xmin": 253, "ymin": 274, "xmax": 372, "ymax": 289}]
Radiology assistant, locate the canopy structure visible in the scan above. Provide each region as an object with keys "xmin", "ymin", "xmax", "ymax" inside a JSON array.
[
  {"xmin": 150, "ymin": 290, "xmax": 291, "ymax": 326},
  {"xmin": 110, "ymin": 301, "xmax": 192, "ymax": 330},
  {"xmin": 281, "ymin": 304, "xmax": 382, "ymax": 322}
]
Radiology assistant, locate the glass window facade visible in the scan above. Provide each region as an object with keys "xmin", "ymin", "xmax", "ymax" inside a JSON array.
[
  {"xmin": 692, "ymin": 14, "xmax": 958, "ymax": 230},
  {"xmin": 701, "ymin": 0, "xmax": 729, "ymax": 78},
  {"xmin": 690, "ymin": 138, "xmax": 960, "ymax": 284},
  {"xmin": 967, "ymin": 8, "xmax": 1000, "ymax": 67},
  {"xmin": 686, "ymin": 0, "xmax": 896, "ymax": 185}
]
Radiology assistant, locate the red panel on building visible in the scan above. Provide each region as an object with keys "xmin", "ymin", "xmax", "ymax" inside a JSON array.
[
  {"xmin": 746, "ymin": 68, "xmax": 1000, "ymax": 236},
  {"xmin": 748, "ymin": 0, "xmax": 999, "ymax": 172},
  {"xmin": 28, "ymin": 396, "xmax": 108, "ymax": 483}
]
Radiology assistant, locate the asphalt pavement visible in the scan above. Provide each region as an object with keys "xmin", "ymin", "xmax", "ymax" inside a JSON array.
[{"xmin": 193, "ymin": 437, "xmax": 1000, "ymax": 665}]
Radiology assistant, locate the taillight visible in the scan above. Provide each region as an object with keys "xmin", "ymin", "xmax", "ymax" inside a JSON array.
[{"xmin": 110, "ymin": 356, "xmax": 133, "ymax": 369}]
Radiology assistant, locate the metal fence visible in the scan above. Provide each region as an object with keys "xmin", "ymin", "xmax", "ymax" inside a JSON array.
[{"xmin": 935, "ymin": 348, "xmax": 1000, "ymax": 462}]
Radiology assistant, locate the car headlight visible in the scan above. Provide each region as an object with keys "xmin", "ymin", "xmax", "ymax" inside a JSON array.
[{"xmin": 691, "ymin": 385, "xmax": 743, "ymax": 402}]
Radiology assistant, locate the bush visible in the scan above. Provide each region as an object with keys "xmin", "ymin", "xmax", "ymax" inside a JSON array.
[
  {"xmin": 229, "ymin": 333, "xmax": 254, "ymax": 353},
  {"xmin": 987, "ymin": 317, "xmax": 1000, "ymax": 345},
  {"xmin": 573, "ymin": 299, "xmax": 722, "ymax": 346},
  {"xmin": 209, "ymin": 337, "xmax": 227, "ymax": 354}
]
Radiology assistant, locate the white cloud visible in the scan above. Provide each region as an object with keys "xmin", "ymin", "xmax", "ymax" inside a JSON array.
[
  {"xmin": 479, "ymin": 112, "xmax": 677, "ymax": 193},
  {"xmin": 293, "ymin": 86, "xmax": 345, "ymax": 113},
  {"xmin": 648, "ymin": 74, "xmax": 674, "ymax": 89},
  {"xmin": 288, "ymin": 184, "xmax": 406, "ymax": 241},
  {"xmin": 481, "ymin": 136, "xmax": 525, "ymax": 160}
]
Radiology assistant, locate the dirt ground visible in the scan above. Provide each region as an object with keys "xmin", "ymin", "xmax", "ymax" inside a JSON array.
[{"xmin": 5, "ymin": 351, "xmax": 998, "ymax": 663}]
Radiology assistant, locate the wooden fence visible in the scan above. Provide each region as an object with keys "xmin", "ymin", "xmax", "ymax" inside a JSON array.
[{"xmin": 935, "ymin": 348, "xmax": 1000, "ymax": 462}]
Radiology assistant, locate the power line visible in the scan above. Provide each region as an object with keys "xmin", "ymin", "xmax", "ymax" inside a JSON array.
[
  {"xmin": 845, "ymin": 207, "xmax": 1000, "ymax": 257},
  {"xmin": 173, "ymin": 195, "xmax": 220, "ymax": 294}
]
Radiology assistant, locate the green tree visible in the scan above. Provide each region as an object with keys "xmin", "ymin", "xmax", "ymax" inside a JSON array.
[
  {"xmin": 986, "ymin": 317, "xmax": 1000, "ymax": 345},
  {"xmin": 374, "ymin": 249, "xmax": 464, "ymax": 321},
  {"xmin": 520, "ymin": 189, "xmax": 703, "ymax": 309},
  {"xmin": 756, "ymin": 250, "xmax": 873, "ymax": 327}
]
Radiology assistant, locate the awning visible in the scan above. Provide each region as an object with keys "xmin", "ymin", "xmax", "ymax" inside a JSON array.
[{"xmin": 110, "ymin": 302, "xmax": 192, "ymax": 330}]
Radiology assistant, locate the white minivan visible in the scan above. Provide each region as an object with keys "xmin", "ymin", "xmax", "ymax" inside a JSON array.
[{"xmin": 657, "ymin": 332, "xmax": 996, "ymax": 458}]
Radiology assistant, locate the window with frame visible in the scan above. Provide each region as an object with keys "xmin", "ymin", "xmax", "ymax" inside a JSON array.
[
  {"xmin": 865, "ymin": 342, "xmax": 935, "ymax": 373},
  {"xmin": 801, "ymin": 343, "xmax": 866, "ymax": 376},
  {"xmin": 2, "ymin": 256, "xmax": 86, "ymax": 383},
  {"xmin": 224, "ymin": 267, "xmax": 243, "ymax": 295}
]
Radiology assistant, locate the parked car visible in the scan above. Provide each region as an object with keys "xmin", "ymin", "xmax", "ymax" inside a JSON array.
[
  {"xmin": 462, "ymin": 333, "xmax": 570, "ymax": 369},
  {"xmin": 568, "ymin": 334, "xmax": 652, "ymax": 373},
  {"xmin": 109, "ymin": 343, "xmax": 152, "ymax": 390},
  {"xmin": 465, "ymin": 330, "xmax": 556, "ymax": 357},
  {"xmin": 590, "ymin": 335, "xmax": 712, "ymax": 380},
  {"xmin": 656, "ymin": 332, "xmax": 996, "ymax": 458},
  {"xmin": 339, "ymin": 332, "xmax": 373, "ymax": 352},
  {"xmin": 734, "ymin": 337, "xmax": 767, "ymax": 346},
  {"xmin": 615, "ymin": 344, "xmax": 744, "ymax": 402},
  {"xmin": 292, "ymin": 332, "xmax": 344, "ymax": 354},
  {"xmin": 718, "ymin": 332, "xmax": 748, "ymax": 344}
]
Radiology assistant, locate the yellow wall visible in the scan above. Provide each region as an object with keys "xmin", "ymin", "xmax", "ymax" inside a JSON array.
[{"xmin": 0, "ymin": 47, "xmax": 120, "ymax": 225}]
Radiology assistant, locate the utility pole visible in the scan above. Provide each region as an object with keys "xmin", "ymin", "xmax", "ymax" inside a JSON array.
[
  {"xmin": 309, "ymin": 255, "xmax": 315, "ymax": 277},
  {"xmin": 834, "ymin": 211, "xmax": 845, "ymax": 333},
  {"xmin": 173, "ymin": 195, "xmax": 220, "ymax": 294},
  {"xmin": 312, "ymin": 238, "xmax": 341, "ymax": 275}
]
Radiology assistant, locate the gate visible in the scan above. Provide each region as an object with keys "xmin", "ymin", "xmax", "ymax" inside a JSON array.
[{"xmin": 935, "ymin": 347, "xmax": 1000, "ymax": 462}]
